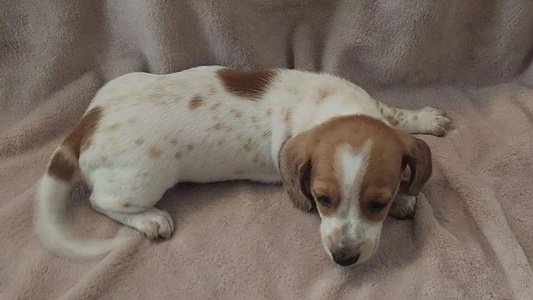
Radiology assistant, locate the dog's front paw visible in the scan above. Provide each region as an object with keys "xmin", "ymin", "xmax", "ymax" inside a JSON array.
[
  {"xmin": 388, "ymin": 194, "xmax": 416, "ymax": 220},
  {"xmin": 414, "ymin": 107, "xmax": 452, "ymax": 136}
]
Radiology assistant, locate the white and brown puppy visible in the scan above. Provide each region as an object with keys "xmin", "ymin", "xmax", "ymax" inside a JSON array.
[{"xmin": 35, "ymin": 66, "xmax": 451, "ymax": 266}]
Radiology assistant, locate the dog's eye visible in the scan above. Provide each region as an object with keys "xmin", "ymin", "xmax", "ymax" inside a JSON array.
[
  {"xmin": 316, "ymin": 195, "xmax": 331, "ymax": 207},
  {"xmin": 369, "ymin": 200, "xmax": 387, "ymax": 212}
]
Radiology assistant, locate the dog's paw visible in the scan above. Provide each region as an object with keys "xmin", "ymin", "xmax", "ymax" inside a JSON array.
[
  {"xmin": 413, "ymin": 107, "xmax": 452, "ymax": 136},
  {"xmin": 388, "ymin": 194, "xmax": 416, "ymax": 220},
  {"xmin": 132, "ymin": 208, "xmax": 175, "ymax": 240}
]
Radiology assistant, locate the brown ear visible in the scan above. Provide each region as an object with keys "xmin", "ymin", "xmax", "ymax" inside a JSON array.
[
  {"xmin": 397, "ymin": 131, "xmax": 433, "ymax": 196},
  {"xmin": 278, "ymin": 135, "xmax": 315, "ymax": 212}
]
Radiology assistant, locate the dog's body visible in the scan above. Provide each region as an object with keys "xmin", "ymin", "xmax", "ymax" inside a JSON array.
[{"xmin": 35, "ymin": 66, "xmax": 451, "ymax": 265}]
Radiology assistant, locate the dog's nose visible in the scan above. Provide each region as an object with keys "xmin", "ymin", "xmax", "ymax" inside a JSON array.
[{"xmin": 332, "ymin": 248, "xmax": 360, "ymax": 266}]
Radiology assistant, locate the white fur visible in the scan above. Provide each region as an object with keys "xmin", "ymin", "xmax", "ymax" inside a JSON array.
[{"xmin": 35, "ymin": 65, "xmax": 449, "ymax": 261}]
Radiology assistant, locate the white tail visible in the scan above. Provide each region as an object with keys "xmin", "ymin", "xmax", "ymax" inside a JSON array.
[{"xmin": 34, "ymin": 148, "xmax": 123, "ymax": 260}]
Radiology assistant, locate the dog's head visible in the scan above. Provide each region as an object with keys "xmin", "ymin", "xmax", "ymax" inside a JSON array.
[{"xmin": 279, "ymin": 115, "xmax": 432, "ymax": 266}]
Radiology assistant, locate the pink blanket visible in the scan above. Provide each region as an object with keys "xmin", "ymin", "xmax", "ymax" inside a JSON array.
[{"xmin": 2, "ymin": 1, "xmax": 533, "ymax": 299}]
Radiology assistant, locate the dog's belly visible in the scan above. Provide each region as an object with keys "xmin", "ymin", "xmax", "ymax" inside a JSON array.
[{"xmin": 178, "ymin": 160, "xmax": 281, "ymax": 183}]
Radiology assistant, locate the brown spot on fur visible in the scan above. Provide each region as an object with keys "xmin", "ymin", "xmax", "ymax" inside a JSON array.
[
  {"xmin": 189, "ymin": 96, "xmax": 204, "ymax": 110},
  {"xmin": 251, "ymin": 116, "xmax": 258, "ymax": 123},
  {"xmin": 47, "ymin": 151, "xmax": 76, "ymax": 181},
  {"xmin": 187, "ymin": 144, "xmax": 194, "ymax": 150},
  {"xmin": 62, "ymin": 106, "xmax": 103, "ymax": 158},
  {"xmin": 230, "ymin": 109, "xmax": 242, "ymax": 118},
  {"xmin": 106, "ymin": 123, "xmax": 120, "ymax": 131},
  {"xmin": 243, "ymin": 138, "xmax": 253, "ymax": 151},
  {"xmin": 135, "ymin": 138, "xmax": 144, "ymax": 145},
  {"xmin": 148, "ymin": 147, "xmax": 163, "ymax": 158},
  {"xmin": 127, "ymin": 119, "xmax": 136, "ymax": 124},
  {"xmin": 169, "ymin": 138, "xmax": 178, "ymax": 145},
  {"xmin": 317, "ymin": 87, "xmax": 334, "ymax": 103},
  {"xmin": 262, "ymin": 129, "xmax": 272, "ymax": 138},
  {"xmin": 211, "ymin": 123, "xmax": 224, "ymax": 131},
  {"xmin": 217, "ymin": 68, "xmax": 276, "ymax": 99},
  {"xmin": 210, "ymin": 103, "xmax": 221, "ymax": 111},
  {"xmin": 284, "ymin": 109, "xmax": 292, "ymax": 124},
  {"xmin": 175, "ymin": 152, "xmax": 182, "ymax": 159},
  {"xmin": 287, "ymin": 87, "xmax": 298, "ymax": 95},
  {"xmin": 123, "ymin": 203, "xmax": 132, "ymax": 208},
  {"xmin": 218, "ymin": 140, "xmax": 224, "ymax": 145}
]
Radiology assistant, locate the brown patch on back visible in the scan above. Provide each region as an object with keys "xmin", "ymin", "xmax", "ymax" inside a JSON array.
[
  {"xmin": 175, "ymin": 152, "xmax": 182, "ymax": 159},
  {"xmin": 187, "ymin": 144, "xmax": 195, "ymax": 150},
  {"xmin": 48, "ymin": 151, "xmax": 76, "ymax": 181},
  {"xmin": 62, "ymin": 106, "xmax": 103, "ymax": 158},
  {"xmin": 189, "ymin": 96, "xmax": 204, "ymax": 110},
  {"xmin": 216, "ymin": 68, "xmax": 276, "ymax": 99},
  {"xmin": 148, "ymin": 147, "xmax": 163, "ymax": 158}
]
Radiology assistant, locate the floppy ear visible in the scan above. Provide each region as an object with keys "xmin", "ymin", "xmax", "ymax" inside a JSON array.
[
  {"xmin": 397, "ymin": 131, "xmax": 433, "ymax": 196},
  {"xmin": 278, "ymin": 135, "xmax": 315, "ymax": 212}
]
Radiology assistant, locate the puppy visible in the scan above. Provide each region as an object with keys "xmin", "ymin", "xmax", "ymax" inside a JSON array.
[{"xmin": 35, "ymin": 66, "xmax": 451, "ymax": 266}]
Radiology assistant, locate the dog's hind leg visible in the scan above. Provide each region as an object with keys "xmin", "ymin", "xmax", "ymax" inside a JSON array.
[
  {"xmin": 90, "ymin": 195, "xmax": 174, "ymax": 240},
  {"xmin": 87, "ymin": 169, "xmax": 175, "ymax": 240}
]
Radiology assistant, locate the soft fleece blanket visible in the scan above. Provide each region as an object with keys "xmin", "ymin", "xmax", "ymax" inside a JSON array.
[{"xmin": 1, "ymin": 1, "xmax": 533, "ymax": 299}]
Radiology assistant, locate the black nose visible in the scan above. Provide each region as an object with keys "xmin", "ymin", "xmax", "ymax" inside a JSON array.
[{"xmin": 332, "ymin": 249, "xmax": 360, "ymax": 266}]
